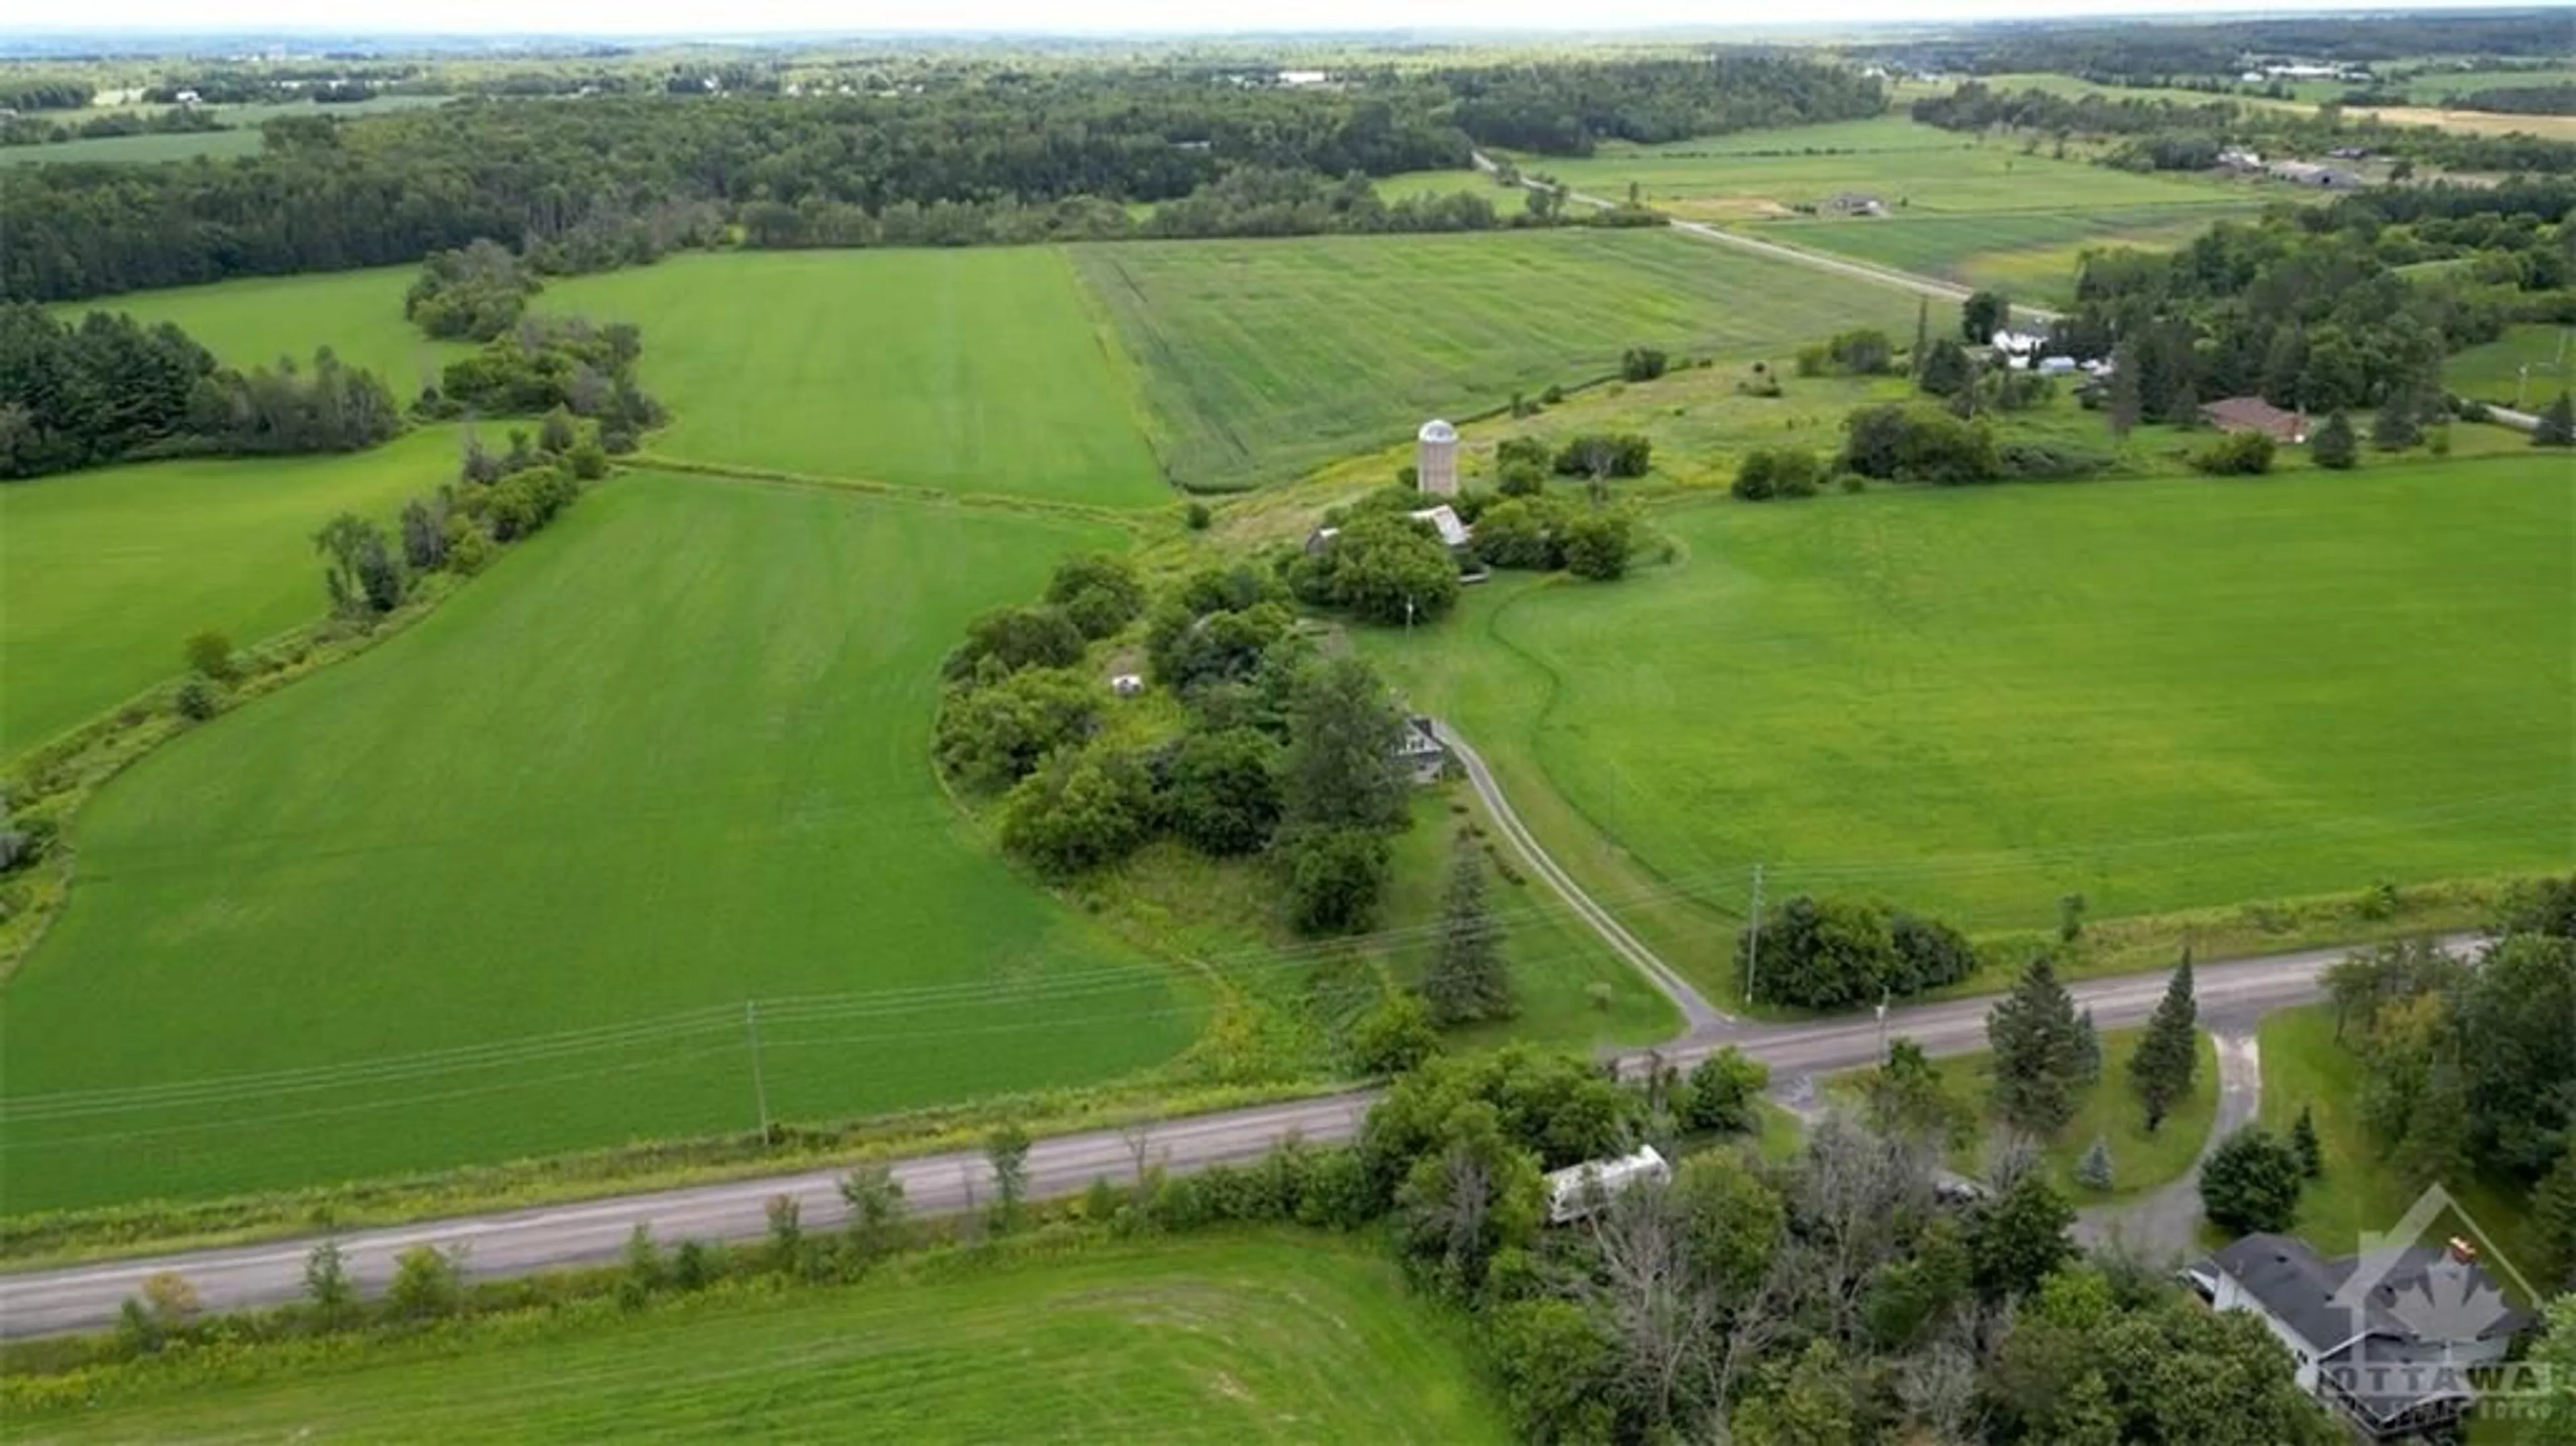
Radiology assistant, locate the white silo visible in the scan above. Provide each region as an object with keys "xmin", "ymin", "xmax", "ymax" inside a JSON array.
[{"xmin": 1416, "ymin": 419, "xmax": 1459, "ymax": 496}]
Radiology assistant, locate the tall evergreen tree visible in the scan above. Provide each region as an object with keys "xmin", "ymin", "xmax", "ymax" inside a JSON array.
[
  {"xmin": 2534, "ymin": 1142, "xmax": 2576, "ymax": 1293},
  {"xmin": 2129, "ymin": 952, "xmax": 2199, "ymax": 1133},
  {"xmin": 2106, "ymin": 339, "xmax": 2143, "ymax": 438},
  {"xmin": 1278, "ymin": 657, "xmax": 1407, "ymax": 832},
  {"xmin": 2311, "ymin": 409, "xmax": 2358, "ymax": 469},
  {"xmin": 1911, "ymin": 296, "xmax": 1930, "ymax": 378},
  {"xmin": 2369, "ymin": 394, "xmax": 2422, "ymax": 451},
  {"xmin": 2077, "ymin": 1135, "xmax": 2114, "ymax": 1192},
  {"xmin": 2073, "ymin": 1007, "xmax": 2103, "ymax": 1084},
  {"xmin": 1987, "ymin": 956, "xmax": 2086, "ymax": 1137},
  {"xmin": 1422, "ymin": 836, "xmax": 1513, "ymax": 1025},
  {"xmin": 2290, "ymin": 1105, "xmax": 2324, "ymax": 1179}
]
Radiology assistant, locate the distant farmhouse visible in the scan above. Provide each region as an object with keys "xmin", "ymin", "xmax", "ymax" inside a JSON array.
[
  {"xmin": 1823, "ymin": 191, "xmax": 1888, "ymax": 217},
  {"xmin": 2200, "ymin": 395, "xmax": 2310, "ymax": 444},
  {"xmin": 2192, "ymin": 1232, "xmax": 2531, "ymax": 1439},
  {"xmin": 1393, "ymin": 715, "xmax": 1450, "ymax": 785},
  {"xmin": 2267, "ymin": 158, "xmax": 2366, "ymax": 189}
]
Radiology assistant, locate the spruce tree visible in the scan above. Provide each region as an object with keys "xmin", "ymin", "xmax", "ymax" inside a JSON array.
[
  {"xmin": 2534, "ymin": 1142, "xmax": 2576, "ymax": 1293},
  {"xmin": 2290, "ymin": 1105, "xmax": 2324, "ymax": 1179},
  {"xmin": 2311, "ymin": 409, "xmax": 2358, "ymax": 469},
  {"xmin": 2074, "ymin": 1007, "xmax": 2103, "ymax": 1085},
  {"xmin": 1911, "ymin": 296, "xmax": 1930, "ymax": 378},
  {"xmin": 2370, "ymin": 396, "xmax": 2422, "ymax": 451},
  {"xmin": 1987, "ymin": 955, "xmax": 2086, "ymax": 1137},
  {"xmin": 1422, "ymin": 837, "xmax": 1512, "ymax": 1026},
  {"xmin": 2106, "ymin": 341, "xmax": 2143, "ymax": 438},
  {"xmin": 2077, "ymin": 1135, "xmax": 2114, "ymax": 1192},
  {"xmin": 2128, "ymin": 952, "xmax": 2198, "ymax": 1133}
]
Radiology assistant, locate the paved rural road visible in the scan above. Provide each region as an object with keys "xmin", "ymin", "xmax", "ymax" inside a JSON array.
[
  {"xmin": 0, "ymin": 936, "xmax": 2460, "ymax": 1337},
  {"xmin": 1471, "ymin": 152, "xmax": 2064, "ymax": 322},
  {"xmin": 2074, "ymin": 1027, "xmax": 2263, "ymax": 1261},
  {"xmin": 1432, "ymin": 721, "xmax": 1729, "ymax": 1032}
]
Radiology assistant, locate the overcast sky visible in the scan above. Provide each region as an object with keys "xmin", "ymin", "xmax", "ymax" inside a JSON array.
[{"xmin": 25, "ymin": 0, "xmax": 2537, "ymax": 39}]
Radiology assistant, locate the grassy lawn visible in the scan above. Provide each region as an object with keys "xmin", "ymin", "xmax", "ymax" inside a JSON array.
[
  {"xmin": 2255, "ymin": 1005, "xmax": 2540, "ymax": 1273},
  {"xmin": 1358, "ymin": 458, "xmax": 2573, "ymax": 994},
  {"xmin": 11, "ymin": 1232, "xmax": 1507, "ymax": 1444},
  {"xmin": 541, "ymin": 249, "xmax": 1170, "ymax": 507},
  {"xmin": 46, "ymin": 266, "xmax": 468, "ymax": 396},
  {"xmin": 2447, "ymin": 323, "xmax": 2576, "ymax": 410},
  {"xmin": 1066, "ymin": 227, "xmax": 1930, "ymax": 491},
  {"xmin": 1828, "ymin": 1028, "xmax": 2221, "ymax": 1202},
  {"xmin": 0, "ymin": 427, "xmax": 462, "ymax": 757},
  {"xmin": 1521, "ymin": 115, "xmax": 2245, "ymax": 223},
  {"xmin": 0, "ymin": 474, "xmax": 1200, "ymax": 1211}
]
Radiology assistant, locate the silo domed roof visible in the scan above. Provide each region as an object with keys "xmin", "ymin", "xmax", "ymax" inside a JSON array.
[{"xmin": 1418, "ymin": 419, "xmax": 1458, "ymax": 443}]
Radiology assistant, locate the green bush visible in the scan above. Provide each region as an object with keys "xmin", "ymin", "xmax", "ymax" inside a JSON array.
[
  {"xmin": 1000, "ymin": 744, "xmax": 1153, "ymax": 879},
  {"xmin": 1184, "ymin": 501, "xmax": 1213, "ymax": 531},
  {"xmin": 1996, "ymin": 441, "xmax": 2112, "ymax": 481},
  {"xmin": 1839, "ymin": 404, "xmax": 1999, "ymax": 485},
  {"xmin": 1281, "ymin": 826, "xmax": 1393, "ymax": 936},
  {"xmin": 1350, "ymin": 992, "xmax": 1440, "ymax": 1076},
  {"xmin": 2189, "ymin": 431, "xmax": 2277, "ymax": 476},
  {"xmin": 1560, "ymin": 511, "xmax": 1636, "ymax": 581},
  {"xmin": 1550, "ymin": 433, "xmax": 1652, "ymax": 480},
  {"xmin": 1619, "ymin": 347, "xmax": 1668, "ymax": 383},
  {"xmin": 172, "ymin": 675, "xmax": 221, "ymax": 722},
  {"xmin": 1733, "ymin": 447, "xmax": 1823, "ymax": 501},
  {"xmin": 182, "ymin": 630, "xmax": 237, "ymax": 683}
]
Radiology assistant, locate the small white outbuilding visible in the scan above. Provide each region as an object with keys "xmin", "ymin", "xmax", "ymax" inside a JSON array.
[{"xmin": 1544, "ymin": 1144, "xmax": 1672, "ymax": 1224}]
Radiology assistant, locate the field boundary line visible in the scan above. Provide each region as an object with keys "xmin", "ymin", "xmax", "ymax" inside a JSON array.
[{"xmin": 630, "ymin": 455, "xmax": 1157, "ymax": 530}]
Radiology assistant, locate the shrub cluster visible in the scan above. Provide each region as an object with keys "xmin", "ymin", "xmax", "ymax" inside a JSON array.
[
  {"xmin": 1550, "ymin": 432, "xmax": 1654, "ymax": 480},
  {"xmin": 1731, "ymin": 447, "xmax": 1825, "ymax": 500},
  {"xmin": 419, "ymin": 316, "xmax": 664, "ymax": 452},
  {"xmin": 1470, "ymin": 494, "xmax": 1638, "ymax": 579},
  {"xmin": 2188, "ymin": 430, "xmax": 2276, "ymax": 476},
  {"xmin": 1837, "ymin": 403, "xmax": 2000, "ymax": 485},
  {"xmin": 405, "ymin": 239, "xmax": 543, "ymax": 342},
  {"xmin": 1738, "ymin": 894, "xmax": 1980, "ymax": 1009}
]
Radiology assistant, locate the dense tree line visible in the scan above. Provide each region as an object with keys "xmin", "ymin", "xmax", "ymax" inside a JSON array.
[
  {"xmin": 0, "ymin": 79, "xmax": 95, "ymax": 111},
  {"xmin": 0, "ymin": 107, "xmax": 226, "ymax": 148},
  {"xmin": 1911, "ymin": 80, "xmax": 2576, "ymax": 177},
  {"xmin": 0, "ymin": 304, "xmax": 400, "ymax": 480},
  {"xmin": 1739, "ymin": 893, "xmax": 1980, "ymax": 1009},
  {"xmin": 1862, "ymin": 11, "xmax": 2575, "ymax": 80},
  {"xmin": 3, "ymin": 56, "xmax": 1878, "ymax": 302},
  {"xmin": 2453, "ymin": 84, "xmax": 2576, "ymax": 118},
  {"xmin": 1433, "ymin": 54, "xmax": 1885, "ymax": 156},
  {"xmin": 2049, "ymin": 194, "xmax": 2575, "ymax": 418}
]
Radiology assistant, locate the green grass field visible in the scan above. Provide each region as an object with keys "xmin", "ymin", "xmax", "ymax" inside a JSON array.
[
  {"xmin": 1749, "ymin": 204, "xmax": 2255, "ymax": 308},
  {"xmin": 46, "ymin": 266, "xmax": 466, "ymax": 396},
  {"xmin": 1360, "ymin": 458, "xmax": 2573, "ymax": 993},
  {"xmin": 0, "ymin": 474, "xmax": 1199, "ymax": 1211},
  {"xmin": 0, "ymin": 126, "xmax": 264, "ymax": 166},
  {"xmin": 2255, "ymin": 1005, "xmax": 2538, "ymax": 1274},
  {"xmin": 0, "ymin": 427, "xmax": 460, "ymax": 757},
  {"xmin": 63, "ymin": 249, "xmax": 1169, "ymax": 508},
  {"xmin": 2446, "ymin": 323, "xmax": 2576, "ymax": 409},
  {"xmin": 1069, "ymin": 228, "xmax": 1929, "ymax": 490},
  {"xmin": 13, "ymin": 1233, "xmax": 1506, "ymax": 1444},
  {"xmin": 1520, "ymin": 116, "xmax": 2243, "ymax": 223},
  {"xmin": 541, "ymin": 249, "xmax": 1169, "ymax": 506}
]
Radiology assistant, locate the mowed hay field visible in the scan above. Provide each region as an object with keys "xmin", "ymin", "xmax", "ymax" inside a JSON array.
[
  {"xmin": 1362, "ymin": 459, "xmax": 2573, "ymax": 989},
  {"xmin": 1071, "ymin": 228, "xmax": 1932, "ymax": 490},
  {"xmin": 0, "ymin": 427, "xmax": 460, "ymax": 756},
  {"xmin": 46, "ymin": 265, "xmax": 467, "ymax": 393},
  {"xmin": 1, "ymin": 474, "xmax": 1195, "ymax": 1211},
  {"xmin": 1749, "ymin": 205, "xmax": 2255, "ymax": 308},
  {"xmin": 2445, "ymin": 323, "xmax": 2575, "ymax": 408},
  {"xmin": 541, "ymin": 249, "xmax": 1169, "ymax": 507},
  {"xmin": 14, "ymin": 1233, "xmax": 1507, "ymax": 1445}
]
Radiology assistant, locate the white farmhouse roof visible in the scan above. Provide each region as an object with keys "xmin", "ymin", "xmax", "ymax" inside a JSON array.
[
  {"xmin": 1545, "ymin": 1144, "xmax": 1670, "ymax": 1223},
  {"xmin": 1417, "ymin": 419, "xmax": 1458, "ymax": 444},
  {"xmin": 1408, "ymin": 505, "xmax": 1470, "ymax": 549}
]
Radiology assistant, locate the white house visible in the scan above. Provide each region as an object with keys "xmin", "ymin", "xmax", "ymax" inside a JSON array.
[
  {"xmin": 1544, "ymin": 1144, "xmax": 1671, "ymax": 1224},
  {"xmin": 2196, "ymin": 1232, "xmax": 2530, "ymax": 1439},
  {"xmin": 1989, "ymin": 329, "xmax": 2049, "ymax": 359}
]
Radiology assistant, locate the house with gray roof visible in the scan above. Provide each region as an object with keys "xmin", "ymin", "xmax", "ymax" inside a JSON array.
[{"xmin": 2193, "ymin": 1232, "xmax": 2531, "ymax": 1439}]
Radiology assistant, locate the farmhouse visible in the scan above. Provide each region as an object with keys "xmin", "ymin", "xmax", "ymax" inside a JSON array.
[
  {"xmin": 1823, "ymin": 191, "xmax": 1888, "ymax": 217},
  {"xmin": 2191, "ymin": 1233, "xmax": 2530, "ymax": 1439},
  {"xmin": 1988, "ymin": 329, "xmax": 2048, "ymax": 359},
  {"xmin": 2200, "ymin": 396, "xmax": 2310, "ymax": 443},
  {"xmin": 1544, "ymin": 1145, "xmax": 1671, "ymax": 1223},
  {"xmin": 1394, "ymin": 715, "xmax": 1450, "ymax": 784},
  {"xmin": 2267, "ymin": 160, "xmax": 2364, "ymax": 189}
]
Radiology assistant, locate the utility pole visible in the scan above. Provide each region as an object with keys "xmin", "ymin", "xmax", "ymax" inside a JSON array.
[
  {"xmin": 1744, "ymin": 863, "xmax": 1765, "ymax": 1006},
  {"xmin": 745, "ymin": 1001, "xmax": 770, "ymax": 1140}
]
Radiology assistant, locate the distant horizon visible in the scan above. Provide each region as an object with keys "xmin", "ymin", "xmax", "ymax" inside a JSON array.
[{"xmin": 1, "ymin": 1, "xmax": 2553, "ymax": 45}]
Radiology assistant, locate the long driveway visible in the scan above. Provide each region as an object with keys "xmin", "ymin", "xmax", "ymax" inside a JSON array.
[
  {"xmin": 0, "ymin": 936, "xmax": 2440, "ymax": 1337},
  {"xmin": 1434, "ymin": 722, "xmax": 1728, "ymax": 1032}
]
